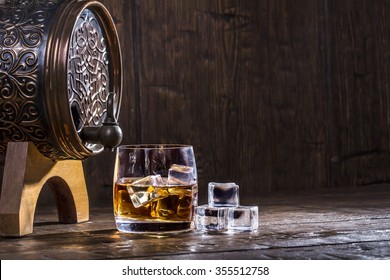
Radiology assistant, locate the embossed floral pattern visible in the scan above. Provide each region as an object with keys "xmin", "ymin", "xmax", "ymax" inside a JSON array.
[
  {"xmin": 68, "ymin": 9, "xmax": 110, "ymax": 128},
  {"xmin": 1, "ymin": 1, "xmax": 112, "ymax": 160},
  {"xmin": 0, "ymin": 0, "xmax": 60, "ymax": 158}
]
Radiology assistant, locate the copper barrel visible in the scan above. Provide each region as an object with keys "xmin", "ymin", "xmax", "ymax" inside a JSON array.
[{"xmin": 0, "ymin": 0, "xmax": 122, "ymax": 161}]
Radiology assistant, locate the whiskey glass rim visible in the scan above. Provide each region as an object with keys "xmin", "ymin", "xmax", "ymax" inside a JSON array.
[{"xmin": 117, "ymin": 144, "xmax": 193, "ymax": 150}]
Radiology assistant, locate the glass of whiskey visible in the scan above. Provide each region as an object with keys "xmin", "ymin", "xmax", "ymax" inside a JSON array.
[{"xmin": 113, "ymin": 144, "xmax": 198, "ymax": 233}]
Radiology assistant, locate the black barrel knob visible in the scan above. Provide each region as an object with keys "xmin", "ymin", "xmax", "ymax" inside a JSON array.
[{"xmin": 80, "ymin": 93, "xmax": 123, "ymax": 151}]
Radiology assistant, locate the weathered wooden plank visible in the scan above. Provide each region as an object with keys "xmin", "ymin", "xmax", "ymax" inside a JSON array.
[
  {"xmin": 1, "ymin": 185, "xmax": 390, "ymax": 260},
  {"xmin": 1, "ymin": 210, "xmax": 389, "ymax": 259},
  {"xmin": 133, "ymin": 0, "xmax": 327, "ymax": 197},
  {"xmin": 327, "ymin": 0, "xmax": 390, "ymax": 188},
  {"xmin": 145, "ymin": 240, "xmax": 390, "ymax": 260}
]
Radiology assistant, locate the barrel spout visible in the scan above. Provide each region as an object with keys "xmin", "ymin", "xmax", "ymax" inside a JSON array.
[{"xmin": 80, "ymin": 93, "xmax": 123, "ymax": 151}]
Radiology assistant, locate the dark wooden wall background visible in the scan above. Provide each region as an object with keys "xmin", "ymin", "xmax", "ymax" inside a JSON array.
[
  {"xmin": 81, "ymin": 0, "xmax": 390, "ymax": 205},
  {"xmin": 1, "ymin": 0, "xmax": 389, "ymax": 207}
]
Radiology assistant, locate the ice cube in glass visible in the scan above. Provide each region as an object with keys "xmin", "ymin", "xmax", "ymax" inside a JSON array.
[
  {"xmin": 167, "ymin": 164, "xmax": 194, "ymax": 185},
  {"xmin": 127, "ymin": 175, "xmax": 164, "ymax": 208}
]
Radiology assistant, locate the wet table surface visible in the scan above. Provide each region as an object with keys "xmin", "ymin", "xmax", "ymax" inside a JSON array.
[{"xmin": 1, "ymin": 185, "xmax": 390, "ymax": 260}]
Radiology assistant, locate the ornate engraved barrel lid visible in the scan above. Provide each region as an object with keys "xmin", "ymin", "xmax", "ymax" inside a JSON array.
[{"xmin": 0, "ymin": 0, "xmax": 122, "ymax": 160}]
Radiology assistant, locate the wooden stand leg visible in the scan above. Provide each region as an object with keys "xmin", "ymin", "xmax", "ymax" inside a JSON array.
[{"xmin": 0, "ymin": 142, "xmax": 89, "ymax": 237}]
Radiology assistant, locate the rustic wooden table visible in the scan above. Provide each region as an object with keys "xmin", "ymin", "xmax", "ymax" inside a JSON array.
[{"xmin": 1, "ymin": 185, "xmax": 390, "ymax": 260}]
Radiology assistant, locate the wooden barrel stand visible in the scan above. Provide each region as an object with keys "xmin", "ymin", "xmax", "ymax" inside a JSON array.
[{"xmin": 0, "ymin": 142, "xmax": 89, "ymax": 237}]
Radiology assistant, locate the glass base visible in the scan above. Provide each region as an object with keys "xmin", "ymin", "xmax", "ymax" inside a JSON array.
[{"xmin": 115, "ymin": 218, "xmax": 193, "ymax": 234}]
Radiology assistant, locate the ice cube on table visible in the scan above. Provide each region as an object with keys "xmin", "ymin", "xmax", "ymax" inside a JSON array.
[
  {"xmin": 167, "ymin": 164, "xmax": 194, "ymax": 185},
  {"xmin": 126, "ymin": 175, "xmax": 165, "ymax": 208},
  {"xmin": 208, "ymin": 182, "xmax": 239, "ymax": 207},
  {"xmin": 195, "ymin": 205, "xmax": 228, "ymax": 231},
  {"xmin": 227, "ymin": 206, "xmax": 258, "ymax": 231}
]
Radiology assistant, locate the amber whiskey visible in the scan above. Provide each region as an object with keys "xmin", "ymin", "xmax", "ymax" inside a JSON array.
[{"xmin": 114, "ymin": 177, "xmax": 198, "ymax": 232}]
